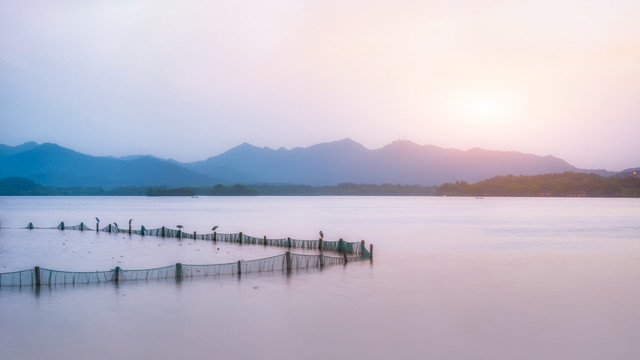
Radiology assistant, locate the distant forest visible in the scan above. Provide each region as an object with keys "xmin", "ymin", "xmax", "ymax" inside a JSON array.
[
  {"xmin": 1, "ymin": 172, "xmax": 639, "ymax": 197},
  {"xmin": 436, "ymin": 172, "xmax": 640, "ymax": 197}
]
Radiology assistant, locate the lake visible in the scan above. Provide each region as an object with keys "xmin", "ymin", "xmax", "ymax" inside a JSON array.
[{"xmin": 1, "ymin": 196, "xmax": 639, "ymax": 360}]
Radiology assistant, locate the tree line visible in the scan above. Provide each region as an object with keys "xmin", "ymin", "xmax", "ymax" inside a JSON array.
[
  {"xmin": 436, "ymin": 172, "xmax": 640, "ymax": 197},
  {"xmin": 1, "ymin": 172, "xmax": 639, "ymax": 197}
]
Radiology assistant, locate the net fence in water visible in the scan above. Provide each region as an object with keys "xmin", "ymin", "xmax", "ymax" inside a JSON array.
[
  {"xmin": 0, "ymin": 253, "xmax": 367, "ymax": 287},
  {"xmin": 24, "ymin": 221, "xmax": 371, "ymax": 256},
  {"xmin": 0, "ymin": 222, "xmax": 372, "ymax": 287}
]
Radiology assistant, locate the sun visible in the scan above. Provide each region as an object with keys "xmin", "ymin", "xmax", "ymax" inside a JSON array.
[{"xmin": 449, "ymin": 91, "xmax": 514, "ymax": 125}]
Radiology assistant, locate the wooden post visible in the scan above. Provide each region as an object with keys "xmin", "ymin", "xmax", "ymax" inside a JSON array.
[
  {"xmin": 60, "ymin": 222, "xmax": 65, "ymax": 230},
  {"xmin": 239, "ymin": 232, "xmax": 243, "ymax": 244},
  {"xmin": 370, "ymin": 244, "xmax": 374, "ymax": 259},
  {"xmin": 287, "ymin": 237, "xmax": 291, "ymax": 248},
  {"xmin": 80, "ymin": 222, "xmax": 84, "ymax": 231},
  {"xmin": 343, "ymin": 251, "xmax": 348, "ymax": 264},
  {"xmin": 361, "ymin": 240, "xmax": 365, "ymax": 255},
  {"xmin": 96, "ymin": 222, "xmax": 99, "ymax": 232},
  {"xmin": 114, "ymin": 266, "xmax": 121, "ymax": 283},
  {"xmin": 28, "ymin": 222, "xmax": 34, "ymax": 230},
  {"xmin": 177, "ymin": 230, "xmax": 181, "ymax": 239},
  {"xmin": 176, "ymin": 263, "xmax": 183, "ymax": 280},
  {"xmin": 34, "ymin": 266, "xmax": 41, "ymax": 287},
  {"xmin": 213, "ymin": 231, "xmax": 217, "ymax": 242},
  {"xmin": 285, "ymin": 251, "xmax": 291, "ymax": 271},
  {"xmin": 319, "ymin": 254, "xmax": 324, "ymax": 268},
  {"xmin": 108, "ymin": 224, "xmax": 112, "ymax": 233},
  {"xmin": 162, "ymin": 226, "xmax": 165, "ymax": 237},
  {"xmin": 237, "ymin": 260, "xmax": 242, "ymax": 275},
  {"xmin": 338, "ymin": 238, "xmax": 344, "ymax": 252},
  {"xmin": 193, "ymin": 231, "xmax": 196, "ymax": 239},
  {"xmin": 129, "ymin": 224, "xmax": 132, "ymax": 234},
  {"xmin": 319, "ymin": 238, "xmax": 323, "ymax": 251},
  {"xmin": 263, "ymin": 235, "xmax": 267, "ymax": 246}
]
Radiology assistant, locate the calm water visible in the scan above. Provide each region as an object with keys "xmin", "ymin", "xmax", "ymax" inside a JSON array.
[{"xmin": 1, "ymin": 196, "xmax": 639, "ymax": 360}]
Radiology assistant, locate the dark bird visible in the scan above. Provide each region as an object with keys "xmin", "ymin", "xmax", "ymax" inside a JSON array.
[
  {"xmin": 177, "ymin": 225, "xmax": 184, "ymax": 229},
  {"xmin": 319, "ymin": 230, "xmax": 324, "ymax": 239},
  {"xmin": 114, "ymin": 222, "xmax": 118, "ymax": 228},
  {"xmin": 95, "ymin": 217, "xmax": 100, "ymax": 223},
  {"xmin": 129, "ymin": 219, "xmax": 133, "ymax": 225},
  {"xmin": 212, "ymin": 225, "xmax": 219, "ymax": 231}
]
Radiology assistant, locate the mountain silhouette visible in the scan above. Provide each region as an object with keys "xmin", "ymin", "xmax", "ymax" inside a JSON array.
[
  {"xmin": 0, "ymin": 143, "xmax": 217, "ymax": 188},
  {"xmin": 0, "ymin": 139, "xmax": 616, "ymax": 188}
]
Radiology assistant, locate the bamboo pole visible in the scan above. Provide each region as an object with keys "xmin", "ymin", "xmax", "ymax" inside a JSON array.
[
  {"xmin": 34, "ymin": 266, "xmax": 41, "ymax": 287},
  {"xmin": 176, "ymin": 263, "xmax": 183, "ymax": 280},
  {"xmin": 285, "ymin": 251, "xmax": 291, "ymax": 271}
]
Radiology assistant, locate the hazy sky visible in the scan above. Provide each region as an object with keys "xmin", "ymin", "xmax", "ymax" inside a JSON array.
[{"xmin": 1, "ymin": 0, "xmax": 639, "ymax": 170}]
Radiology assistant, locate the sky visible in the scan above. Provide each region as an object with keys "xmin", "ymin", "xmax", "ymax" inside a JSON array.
[{"xmin": 1, "ymin": 0, "xmax": 639, "ymax": 170}]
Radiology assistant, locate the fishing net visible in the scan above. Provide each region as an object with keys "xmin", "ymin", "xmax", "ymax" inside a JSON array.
[
  {"xmin": 0, "ymin": 269, "xmax": 35, "ymax": 287},
  {"xmin": 40, "ymin": 268, "xmax": 113, "ymax": 285},
  {"xmin": 1, "ymin": 222, "xmax": 372, "ymax": 287},
  {"xmin": 119, "ymin": 265, "xmax": 176, "ymax": 281}
]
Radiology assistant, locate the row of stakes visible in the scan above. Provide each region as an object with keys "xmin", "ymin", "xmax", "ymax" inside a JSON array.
[
  {"xmin": 24, "ymin": 221, "xmax": 373, "ymax": 286},
  {"xmin": 44, "ymin": 220, "xmax": 373, "ymax": 258}
]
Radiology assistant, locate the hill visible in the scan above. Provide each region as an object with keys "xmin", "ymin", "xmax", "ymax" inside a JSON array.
[
  {"xmin": 184, "ymin": 138, "xmax": 612, "ymax": 186},
  {"xmin": 0, "ymin": 140, "xmax": 622, "ymax": 188},
  {"xmin": 0, "ymin": 143, "xmax": 217, "ymax": 188},
  {"xmin": 436, "ymin": 172, "xmax": 640, "ymax": 197}
]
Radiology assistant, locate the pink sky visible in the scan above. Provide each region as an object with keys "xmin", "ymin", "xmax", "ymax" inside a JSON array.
[{"xmin": 1, "ymin": 0, "xmax": 639, "ymax": 170}]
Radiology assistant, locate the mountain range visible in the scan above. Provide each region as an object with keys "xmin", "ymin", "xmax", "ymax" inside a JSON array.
[{"xmin": 0, "ymin": 139, "xmax": 622, "ymax": 189}]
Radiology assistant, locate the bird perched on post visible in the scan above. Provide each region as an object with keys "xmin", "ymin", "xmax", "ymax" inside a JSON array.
[{"xmin": 319, "ymin": 230, "xmax": 324, "ymax": 239}]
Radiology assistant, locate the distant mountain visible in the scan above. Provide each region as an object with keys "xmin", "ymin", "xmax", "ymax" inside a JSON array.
[
  {"xmin": 184, "ymin": 138, "xmax": 614, "ymax": 186},
  {"xmin": 0, "ymin": 140, "xmax": 622, "ymax": 188},
  {"xmin": 0, "ymin": 143, "xmax": 217, "ymax": 188},
  {"xmin": 184, "ymin": 139, "xmax": 372, "ymax": 185},
  {"xmin": 108, "ymin": 154, "xmax": 183, "ymax": 166},
  {"xmin": 0, "ymin": 141, "xmax": 38, "ymax": 155}
]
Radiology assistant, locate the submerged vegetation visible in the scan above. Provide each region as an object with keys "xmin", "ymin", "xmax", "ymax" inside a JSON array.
[{"xmin": 1, "ymin": 172, "xmax": 639, "ymax": 197}]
